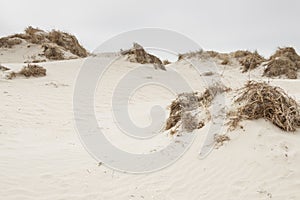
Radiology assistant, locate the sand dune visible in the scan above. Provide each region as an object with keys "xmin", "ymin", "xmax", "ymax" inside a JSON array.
[
  {"xmin": 1, "ymin": 42, "xmax": 300, "ymax": 200},
  {"xmin": 0, "ymin": 26, "xmax": 88, "ymax": 63}
]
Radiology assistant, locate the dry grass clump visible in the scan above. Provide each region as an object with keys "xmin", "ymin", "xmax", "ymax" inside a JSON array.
[
  {"xmin": 177, "ymin": 49, "xmax": 267, "ymax": 72},
  {"xmin": 214, "ymin": 53, "xmax": 231, "ymax": 65},
  {"xmin": 178, "ymin": 50, "xmax": 228, "ymax": 61},
  {"xmin": 178, "ymin": 50, "xmax": 204, "ymax": 60},
  {"xmin": 24, "ymin": 26, "xmax": 47, "ymax": 44},
  {"xmin": 263, "ymin": 47, "xmax": 300, "ymax": 79},
  {"xmin": 47, "ymin": 30, "xmax": 88, "ymax": 58},
  {"xmin": 31, "ymin": 59, "xmax": 47, "ymax": 63},
  {"xmin": 42, "ymin": 44, "xmax": 64, "ymax": 60},
  {"xmin": 239, "ymin": 51, "xmax": 266, "ymax": 72},
  {"xmin": 178, "ymin": 50, "xmax": 232, "ymax": 65},
  {"xmin": 202, "ymin": 71, "xmax": 214, "ymax": 76},
  {"xmin": 6, "ymin": 64, "xmax": 46, "ymax": 79},
  {"xmin": 0, "ymin": 37, "xmax": 22, "ymax": 48},
  {"xmin": 19, "ymin": 64, "xmax": 46, "ymax": 77},
  {"xmin": 178, "ymin": 50, "xmax": 233, "ymax": 65},
  {"xmin": 166, "ymin": 92, "xmax": 200, "ymax": 131},
  {"xmin": 214, "ymin": 134, "xmax": 230, "ymax": 148},
  {"xmin": 121, "ymin": 43, "xmax": 166, "ymax": 70},
  {"xmin": 264, "ymin": 57, "xmax": 298, "ymax": 79},
  {"xmin": 163, "ymin": 60, "xmax": 171, "ymax": 65},
  {"xmin": 24, "ymin": 26, "xmax": 43, "ymax": 35},
  {"xmin": 206, "ymin": 51, "xmax": 220, "ymax": 58},
  {"xmin": 221, "ymin": 57, "xmax": 230, "ymax": 65},
  {"xmin": 166, "ymin": 83, "xmax": 229, "ymax": 131},
  {"xmin": 6, "ymin": 72, "xmax": 17, "ymax": 80},
  {"xmin": 228, "ymin": 81, "xmax": 300, "ymax": 132},
  {"xmin": 269, "ymin": 47, "xmax": 300, "ymax": 62},
  {"xmin": 232, "ymin": 50, "xmax": 252, "ymax": 58}
]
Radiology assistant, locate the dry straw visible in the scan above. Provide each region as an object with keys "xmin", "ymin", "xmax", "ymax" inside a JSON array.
[
  {"xmin": 42, "ymin": 44, "xmax": 64, "ymax": 60},
  {"xmin": 166, "ymin": 83, "xmax": 229, "ymax": 132},
  {"xmin": 19, "ymin": 64, "xmax": 46, "ymax": 77},
  {"xmin": 7, "ymin": 64, "xmax": 46, "ymax": 79},
  {"xmin": 229, "ymin": 81, "xmax": 300, "ymax": 132},
  {"xmin": 238, "ymin": 51, "xmax": 266, "ymax": 72},
  {"xmin": 263, "ymin": 47, "xmax": 300, "ymax": 79}
]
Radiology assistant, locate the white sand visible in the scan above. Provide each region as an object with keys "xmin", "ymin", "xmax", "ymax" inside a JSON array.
[{"xmin": 1, "ymin": 52, "xmax": 300, "ymax": 199}]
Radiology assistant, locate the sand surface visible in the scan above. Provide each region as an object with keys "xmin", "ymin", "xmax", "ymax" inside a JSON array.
[{"xmin": 1, "ymin": 53, "xmax": 300, "ymax": 199}]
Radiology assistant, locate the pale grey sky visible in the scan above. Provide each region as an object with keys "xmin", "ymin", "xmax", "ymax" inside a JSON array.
[{"xmin": 1, "ymin": 0, "xmax": 299, "ymax": 56}]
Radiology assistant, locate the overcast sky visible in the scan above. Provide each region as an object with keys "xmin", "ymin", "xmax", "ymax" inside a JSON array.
[{"xmin": 1, "ymin": 0, "xmax": 299, "ymax": 57}]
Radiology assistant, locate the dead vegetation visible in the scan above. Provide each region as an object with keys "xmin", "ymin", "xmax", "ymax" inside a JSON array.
[
  {"xmin": 165, "ymin": 83, "xmax": 229, "ymax": 132},
  {"xmin": 178, "ymin": 47, "xmax": 300, "ymax": 78},
  {"xmin": 177, "ymin": 49, "xmax": 266, "ymax": 72},
  {"xmin": 178, "ymin": 50, "xmax": 227, "ymax": 61},
  {"xmin": 238, "ymin": 51, "xmax": 266, "ymax": 72},
  {"xmin": 221, "ymin": 57, "xmax": 230, "ymax": 65},
  {"xmin": 0, "ymin": 37, "xmax": 22, "ymax": 48},
  {"xmin": 163, "ymin": 60, "xmax": 171, "ymax": 65},
  {"xmin": 217, "ymin": 50, "xmax": 266, "ymax": 72},
  {"xmin": 178, "ymin": 50, "xmax": 231, "ymax": 66},
  {"xmin": 228, "ymin": 81, "xmax": 300, "ymax": 132},
  {"xmin": 121, "ymin": 43, "xmax": 166, "ymax": 70},
  {"xmin": 202, "ymin": 71, "xmax": 214, "ymax": 76},
  {"xmin": 30, "ymin": 59, "xmax": 47, "ymax": 63},
  {"xmin": 214, "ymin": 134, "xmax": 230, "ymax": 148},
  {"xmin": 25, "ymin": 26, "xmax": 43, "ymax": 35},
  {"xmin": 232, "ymin": 50, "xmax": 252, "ymax": 58},
  {"xmin": 166, "ymin": 92, "xmax": 199, "ymax": 131},
  {"xmin": 263, "ymin": 47, "xmax": 300, "ymax": 79},
  {"xmin": 0, "ymin": 65, "xmax": 10, "ymax": 71},
  {"xmin": 47, "ymin": 30, "xmax": 88, "ymax": 58},
  {"xmin": 178, "ymin": 50, "xmax": 204, "ymax": 60},
  {"xmin": 269, "ymin": 47, "xmax": 300, "ymax": 62},
  {"xmin": 264, "ymin": 57, "xmax": 298, "ymax": 79},
  {"xmin": 42, "ymin": 44, "xmax": 64, "ymax": 60},
  {"xmin": 0, "ymin": 26, "xmax": 88, "ymax": 59},
  {"xmin": 6, "ymin": 64, "xmax": 46, "ymax": 79},
  {"xmin": 19, "ymin": 64, "xmax": 46, "ymax": 77}
]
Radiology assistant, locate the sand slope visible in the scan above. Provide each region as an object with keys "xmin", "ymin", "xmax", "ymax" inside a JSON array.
[{"xmin": 0, "ymin": 55, "xmax": 300, "ymax": 200}]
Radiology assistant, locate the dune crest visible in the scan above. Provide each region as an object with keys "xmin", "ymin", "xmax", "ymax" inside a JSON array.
[{"xmin": 0, "ymin": 26, "xmax": 88, "ymax": 63}]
